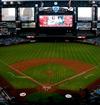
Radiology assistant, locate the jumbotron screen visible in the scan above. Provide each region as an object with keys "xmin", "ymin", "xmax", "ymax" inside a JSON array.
[
  {"xmin": 19, "ymin": 8, "xmax": 34, "ymax": 21},
  {"xmin": 39, "ymin": 15, "xmax": 73, "ymax": 27},
  {"xmin": 78, "ymin": 7, "xmax": 92, "ymax": 21},
  {"xmin": 98, "ymin": 7, "xmax": 100, "ymax": 20},
  {"xmin": 2, "ymin": 8, "xmax": 15, "ymax": 21}
]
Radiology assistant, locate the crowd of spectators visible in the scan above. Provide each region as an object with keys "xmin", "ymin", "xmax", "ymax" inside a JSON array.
[
  {"xmin": 83, "ymin": 37, "xmax": 100, "ymax": 45},
  {"xmin": 0, "ymin": 37, "xmax": 29, "ymax": 46},
  {"xmin": 0, "ymin": 36, "xmax": 100, "ymax": 46}
]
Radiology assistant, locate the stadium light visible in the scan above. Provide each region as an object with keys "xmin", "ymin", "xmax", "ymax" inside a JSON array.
[
  {"xmin": 35, "ymin": 4, "xmax": 38, "ymax": 7},
  {"xmin": 17, "ymin": 1, "xmax": 21, "ymax": 4},
  {"xmin": 3, "ymin": 1, "xmax": 7, "ymax": 5},
  {"xmin": 10, "ymin": 1, "xmax": 13, "ymax": 4},
  {"xmin": 54, "ymin": 2, "xmax": 58, "ymax": 6}
]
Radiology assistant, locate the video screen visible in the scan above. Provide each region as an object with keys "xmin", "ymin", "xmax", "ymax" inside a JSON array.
[
  {"xmin": 39, "ymin": 15, "xmax": 73, "ymax": 27},
  {"xmin": 22, "ymin": 22, "xmax": 35, "ymax": 28},
  {"xmin": 19, "ymin": 8, "xmax": 34, "ymax": 21},
  {"xmin": 77, "ymin": 22, "xmax": 91, "ymax": 30},
  {"xmin": 78, "ymin": 7, "xmax": 92, "ymax": 21},
  {"xmin": 2, "ymin": 8, "xmax": 15, "ymax": 21},
  {"xmin": 98, "ymin": 7, "xmax": 100, "ymax": 20}
]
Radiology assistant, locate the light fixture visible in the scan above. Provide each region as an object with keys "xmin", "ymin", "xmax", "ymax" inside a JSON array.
[
  {"xmin": 35, "ymin": 4, "xmax": 38, "ymax": 7},
  {"xmin": 10, "ymin": 1, "xmax": 13, "ymax": 5},
  {"xmin": 3, "ymin": 1, "xmax": 7, "ymax": 5},
  {"xmin": 54, "ymin": 2, "xmax": 58, "ymax": 5}
]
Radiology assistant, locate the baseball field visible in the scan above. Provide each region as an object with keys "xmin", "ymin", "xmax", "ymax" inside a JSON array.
[{"xmin": 0, "ymin": 42, "xmax": 100, "ymax": 102}]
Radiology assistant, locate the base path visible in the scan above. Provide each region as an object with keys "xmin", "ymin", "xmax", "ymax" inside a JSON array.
[
  {"xmin": 10, "ymin": 58, "xmax": 95, "ymax": 91},
  {"xmin": 0, "ymin": 58, "xmax": 96, "ymax": 92},
  {"xmin": 50, "ymin": 66, "xmax": 97, "ymax": 87},
  {"xmin": 0, "ymin": 59, "xmax": 44, "ymax": 87}
]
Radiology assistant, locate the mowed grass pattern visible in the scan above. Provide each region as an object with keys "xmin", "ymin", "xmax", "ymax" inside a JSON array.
[
  {"xmin": 23, "ymin": 63, "xmax": 75, "ymax": 83},
  {"xmin": 0, "ymin": 43, "xmax": 100, "ymax": 90}
]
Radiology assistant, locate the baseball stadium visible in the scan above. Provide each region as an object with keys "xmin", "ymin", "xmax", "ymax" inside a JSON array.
[{"xmin": 0, "ymin": 0, "xmax": 100, "ymax": 105}]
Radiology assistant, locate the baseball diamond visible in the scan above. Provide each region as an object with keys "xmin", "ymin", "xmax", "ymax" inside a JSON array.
[
  {"xmin": 0, "ymin": 0, "xmax": 100, "ymax": 104},
  {"xmin": 0, "ymin": 43, "xmax": 100, "ymax": 91}
]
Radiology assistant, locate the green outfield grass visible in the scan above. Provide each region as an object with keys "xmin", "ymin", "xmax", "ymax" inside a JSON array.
[{"xmin": 0, "ymin": 43, "xmax": 100, "ymax": 90}]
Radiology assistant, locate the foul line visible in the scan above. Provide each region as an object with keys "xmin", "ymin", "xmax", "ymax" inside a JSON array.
[
  {"xmin": 8, "ymin": 72, "xmax": 28, "ymax": 78},
  {"xmin": 50, "ymin": 65, "xmax": 97, "ymax": 87},
  {"xmin": 0, "ymin": 59, "xmax": 100, "ymax": 91},
  {"xmin": 0, "ymin": 59, "xmax": 44, "ymax": 87}
]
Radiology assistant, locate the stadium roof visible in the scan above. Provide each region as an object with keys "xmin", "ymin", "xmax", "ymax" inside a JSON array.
[
  {"xmin": 1, "ymin": 0, "xmax": 99, "ymax": 3},
  {"xmin": 1, "ymin": 0, "xmax": 99, "ymax": 1}
]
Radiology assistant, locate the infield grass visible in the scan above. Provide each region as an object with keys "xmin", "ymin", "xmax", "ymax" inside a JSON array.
[{"xmin": 23, "ymin": 63, "xmax": 75, "ymax": 83}]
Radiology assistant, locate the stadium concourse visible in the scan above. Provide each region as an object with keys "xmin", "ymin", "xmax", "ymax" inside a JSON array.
[{"xmin": 0, "ymin": 0, "xmax": 100, "ymax": 105}]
